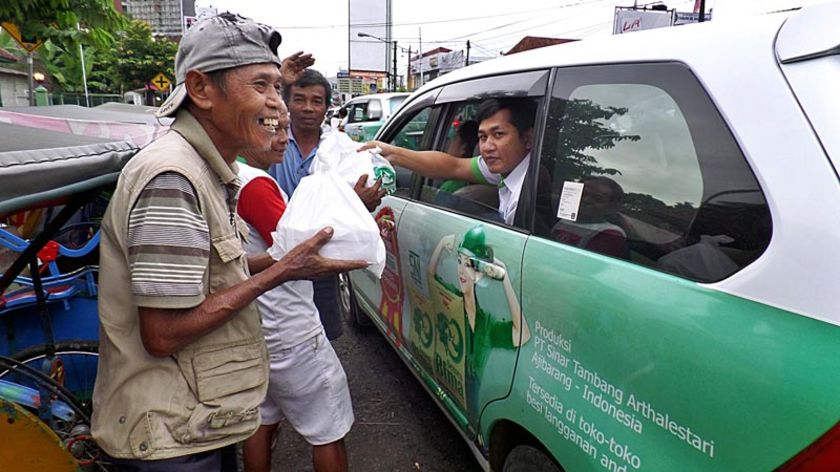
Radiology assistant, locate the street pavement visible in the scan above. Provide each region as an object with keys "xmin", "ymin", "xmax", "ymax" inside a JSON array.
[{"xmin": 270, "ymin": 315, "xmax": 483, "ymax": 472}]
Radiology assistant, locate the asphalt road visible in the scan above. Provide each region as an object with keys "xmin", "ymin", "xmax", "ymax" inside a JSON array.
[{"xmin": 270, "ymin": 316, "xmax": 484, "ymax": 472}]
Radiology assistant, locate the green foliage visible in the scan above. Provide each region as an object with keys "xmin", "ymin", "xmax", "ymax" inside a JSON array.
[
  {"xmin": 3, "ymin": 18, "xmax": 177, "ymax": 95},
  {"xmin": 0, "ymin": 0, "xmax": 126, "ymax": 51},
  {"xmin": 37, "ymin": 39, "xmax": 112, "ymax": 93},
  {"xmin": 107, "ymin": 20, "xmax": 178, "ymax": 92}
]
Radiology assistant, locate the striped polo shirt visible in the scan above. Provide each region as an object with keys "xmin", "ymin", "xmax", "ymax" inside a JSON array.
[{"xmin": 127, "ymin": 172, "xmax": 239, "ymax": 300}]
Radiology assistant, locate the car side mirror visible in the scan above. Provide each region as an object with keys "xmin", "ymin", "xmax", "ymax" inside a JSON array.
[{"xmin": 368, "ymin": 108, "xmax": 382, "ymax": 121}]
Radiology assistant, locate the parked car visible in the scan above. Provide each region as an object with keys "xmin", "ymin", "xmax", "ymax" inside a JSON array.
[
  {"xmin": 342, "ymin": 92, "xmax": 410, "ymax": 143},
  {"xmin": 341, "ymin": 4, "xmax": 840, "ymax": 472},
  {"xmin": 324, "ymin": 105, "xmax": 341, "ymax": 126}
]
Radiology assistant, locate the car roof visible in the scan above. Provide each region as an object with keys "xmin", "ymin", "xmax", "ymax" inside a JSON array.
[
  {"xmin": 389, "ymin": 3, "xmax": 840, "ymax": 326},
  {"xmin": 347, "ymin": 92, "xmax": 409, "ymax": 103},
  {"xmin": 407, "ymin": 8, "xmax": 798, "ymax": 103}
]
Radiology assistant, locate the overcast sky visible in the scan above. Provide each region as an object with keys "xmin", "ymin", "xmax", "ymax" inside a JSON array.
[{"xmin": 197, "ymin": 0, "xmax": 828, "ymax": 77}]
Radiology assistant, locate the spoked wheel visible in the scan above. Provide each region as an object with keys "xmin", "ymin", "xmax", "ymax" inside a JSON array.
[
  {"xmin": 5, "ymin": 340, "xmax": 99, "ymax": 413},
  {"xmin": 0, "ymin": 345, "xmax": 109, "ymax": 470}
]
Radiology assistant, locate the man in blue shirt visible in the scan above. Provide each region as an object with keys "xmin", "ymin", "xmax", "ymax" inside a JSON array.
[{"xmin": 272, "ymin": 68, "xmax": 384, "ymax": 339}]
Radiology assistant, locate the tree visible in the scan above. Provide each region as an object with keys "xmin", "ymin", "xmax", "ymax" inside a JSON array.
[
  {"xmin": 107, "ymin": 21, "xmax": 177, "ymax": 93},
  {"xmin": 2, "ymin": 0, "xmax": 127, "ymax": 95},
  {"xmin": 37, "ymin": 39, "xmax": 111, "ymax": 93},
  {"xmin": 0, "ymin": 0, "xmax": 125, "ymax": 52},
  {"xmin": 3, "ymin": 19, "xmax": 177, "ymax": 95}
]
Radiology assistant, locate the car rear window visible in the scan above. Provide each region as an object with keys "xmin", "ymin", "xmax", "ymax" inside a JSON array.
[{"xmin": 534, "ymin": 63, "xmax": 771, "ymax": 283}]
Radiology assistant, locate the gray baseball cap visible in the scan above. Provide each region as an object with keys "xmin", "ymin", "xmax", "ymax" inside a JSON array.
[{"xmin": 156, "ymin": 12, "xmax": 282, "ymax": 118}]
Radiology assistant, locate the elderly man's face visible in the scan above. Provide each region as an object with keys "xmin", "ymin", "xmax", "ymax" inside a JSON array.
[
  {"xmin": 241, "ymin": 101, "xmax": 290, "ymax": 170},
  {"xmin": 478, "ymin": 109, "xmax": 532, "ymax": 175},
  {"xmin": 210, "ymin": 63, "xmax": 283, "ymax": 153}
]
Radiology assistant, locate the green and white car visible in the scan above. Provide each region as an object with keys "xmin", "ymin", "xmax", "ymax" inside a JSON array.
[
  {"xmin": 342, "ymin": 4, "xmax": 840, "ymax": 472},
  {"xmin": 342, "ymin": 92, "xmax": 410, "ymax": 144}
]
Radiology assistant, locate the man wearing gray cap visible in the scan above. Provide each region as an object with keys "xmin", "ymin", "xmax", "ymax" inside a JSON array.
[{"xmin": 91, "ymin": 13, "xmax": 366, "ymax": 470}]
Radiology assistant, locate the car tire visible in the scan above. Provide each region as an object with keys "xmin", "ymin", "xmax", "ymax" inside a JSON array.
[
  {"xmin": 503, "ymin": 445, "xmax": 563, "ymax": 472},
  {"xmin": 338, "ymin": 272, "xmax": 371, "ymax": 328}
]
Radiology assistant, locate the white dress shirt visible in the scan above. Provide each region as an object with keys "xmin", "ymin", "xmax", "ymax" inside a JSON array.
[{"xmin": 474, "ymin": 153, "xmax": 531, "ymax": 225}]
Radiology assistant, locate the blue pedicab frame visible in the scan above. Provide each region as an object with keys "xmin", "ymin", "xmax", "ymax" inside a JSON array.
[{"xmin": 0, "ymin": 129, "xmax": 139, "ymax": 470}]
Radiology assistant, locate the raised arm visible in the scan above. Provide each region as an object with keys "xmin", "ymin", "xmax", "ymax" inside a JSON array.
[
  {"xmin": 280, "ymin": 51, "xmax": 315, "ymax": 87},
  {"xmin": 428, "ymin": 234, "xmax": 455, "ymax": 284},
  {"xmin": 359, "ymin": 141, "xmax": 479, "ymax": 182},
  {"xmin": 498, "ymin": 260, "xmax": 530, "ymax": 347}
]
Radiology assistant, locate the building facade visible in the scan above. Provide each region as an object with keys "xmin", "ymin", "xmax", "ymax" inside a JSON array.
[
  {"xmin": 122, "ymin": 0, "xmax": 196, "ymax": 39},
  {"xmin": 408, "ymin": 47, "xmax": 494, "ymax": 90},
  {"xmin": 0, "ymin": 67, "xmax": 30, "ymax": 107}
]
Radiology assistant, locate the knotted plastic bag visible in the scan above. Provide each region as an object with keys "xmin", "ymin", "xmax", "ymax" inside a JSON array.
[
  {"xmin": 271, "ymin": 139, "xmax": 386, "ymax": 278},
  {"xmin": 310, "ymin": 130, "xmax": 396, "ymax": 195}
]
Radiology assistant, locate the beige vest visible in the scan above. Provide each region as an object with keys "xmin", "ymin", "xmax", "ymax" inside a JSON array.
[{"xmin": 92, "ymin": 110, "xmax": 267, "ymax": 460}]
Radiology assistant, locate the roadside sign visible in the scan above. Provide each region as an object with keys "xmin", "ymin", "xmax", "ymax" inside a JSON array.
[
  {"xmin": 1, "ymin": 22, "xmax": 43, "ymax": 53},
  {"xmin": 150, "ymin": 72, "xmax": 171, "ymax": 91}
]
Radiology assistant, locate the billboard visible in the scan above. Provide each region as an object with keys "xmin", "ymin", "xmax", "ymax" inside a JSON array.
[
  {"xmin": 349, "ymin": 0, "xmax": 391, "ymax": 75},
  {"xmin": 674, "ymin": 11, "xmax": 713, "ymax": 25},
  {"xmin": 613, "ymin": 8, "xmax": 675, "ymax": 35}
]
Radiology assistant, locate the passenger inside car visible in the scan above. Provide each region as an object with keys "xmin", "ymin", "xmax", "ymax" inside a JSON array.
[
  {"xmin": 361, "ymin": 98, "xmax": 537, "ymax": 225},
  {"xmin": 438, "ymin": 119, "xmax": 481, "ymax": 195}
]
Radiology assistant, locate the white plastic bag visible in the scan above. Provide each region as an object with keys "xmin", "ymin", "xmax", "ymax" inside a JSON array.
[
  {"xmin": 310, "ymin": 130, "xmax": 396, "ymax": 195},
  {"xmin": 271, "ymin": 146, "xmax": 386, "ymax": 278}
]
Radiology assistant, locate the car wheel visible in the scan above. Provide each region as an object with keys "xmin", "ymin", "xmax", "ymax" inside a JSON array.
[
  {"xmin": 338, "ymin": 272, "xmax": 370, "ymax": 328},
  {"xmin": 503, "ymin": 445, "xmax": 563, "ymax": 472}
]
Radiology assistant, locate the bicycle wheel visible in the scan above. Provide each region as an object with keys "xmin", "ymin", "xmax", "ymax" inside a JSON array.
[
  {"xmin": 0, "ymin": 353, "xmax": 107, "ymax": 470},
  {"xmin": 3, "ymin": 340, "xmax": 98, "ymax": 412}
]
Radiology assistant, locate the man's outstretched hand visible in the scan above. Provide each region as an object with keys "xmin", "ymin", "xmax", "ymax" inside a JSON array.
[
  {"xmin": 274, "ymin": 227, "xmax": 367, "ymax": 281},
  {"xmin": 354, "ymin": 174, "xmax": 386, "ymax": 211},
  {"xmin": 280, "ymin": 51, "xmax": 316, "ymax": 86}
]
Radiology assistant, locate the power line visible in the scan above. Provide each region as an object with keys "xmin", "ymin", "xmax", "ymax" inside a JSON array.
[
  {"xmin": 273, "ymin": 0, "xmax": 614, "ymax": 30},
  {"xmin": 575, "ymin": 21, "xmax": 613, "ymax": 38},
  {"xmin": 441, "ymin": 0, "xmax": 616, "ymax": 41}
]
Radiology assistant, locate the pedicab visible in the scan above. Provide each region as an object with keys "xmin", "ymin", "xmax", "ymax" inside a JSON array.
[{"xmin": 0, "ymin": 119, "xmax": 141, "ymax": 471}]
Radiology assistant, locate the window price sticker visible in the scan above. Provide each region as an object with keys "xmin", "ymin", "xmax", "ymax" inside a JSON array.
[{"xmin": 557, "ymin": 181, "xmax": 584, "ymax": 221}]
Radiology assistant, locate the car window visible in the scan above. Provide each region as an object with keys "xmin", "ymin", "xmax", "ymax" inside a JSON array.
[
  {"xmin": 368, "ymin": 99, "xmax": 383, "ymax": 121},
  {"xmin": 387, "ymin": 106, "xmax": 434, "ymax": 196},
  {"xmin": 534, "ymin": 63, "xmax": 771, "ymax": 282},
  {"xmin": 348, "ymin": 101, "xmax": 368, "ymax": 123},
  {"xmin": 389, "ymin": 96, "xmax": 407, "ymax": 113},
  {"xmin": 417, "ymin": 98, "xmax": 541, "ymax": 228},
  {"xmin": 416, "ymin": 101, "xmax": 497, "ymax": 214}
]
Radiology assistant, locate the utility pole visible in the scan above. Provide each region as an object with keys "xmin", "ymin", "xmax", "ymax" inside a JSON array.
[
  {"xmin": 418, "ymin": 27, "xmax": 423, "ymax": 87},
  {"xmin": 393, "ymin": 40, "xmax": 398, "ymax": 92},
  {"xmin": 27, "ymin": 53, "xmax": 34, "ymax": 106},
  {"xmin": 406, "ymin": 45, "xmax": 412, "ymax": 90},
  {"xmin": 465, "ymin": 40, "xmax": 471, "ymax": 67},
  {"xmin": 77, "ymin": 23, "xmax": 90, "ymax": 107}
]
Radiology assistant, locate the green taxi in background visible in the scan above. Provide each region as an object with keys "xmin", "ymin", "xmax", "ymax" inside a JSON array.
[
  {"xmin": 342, "ymin": 92, "xmax": 415, "ymax": 146},
  {"xmin": 341, "ymin": 3, "xmax": 840, "ymax": 472}
]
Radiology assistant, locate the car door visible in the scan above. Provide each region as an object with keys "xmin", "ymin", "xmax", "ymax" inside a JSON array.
[
  {"xmin": 343, "ymin": 98, "xmax": 370, "ymax": 142},
  {"xmin": 389, "ymin": 71, "xmax": 551, "ymax": 438},
  {"xmin": 508, "ymin": 62, "xmax": 802, "ymax": 471},
  {"xmin": 347, "ymin": 90, "xmax": 439, "ymax": 354}
]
